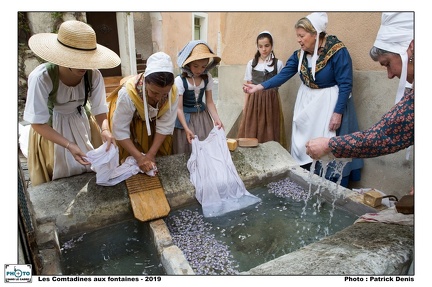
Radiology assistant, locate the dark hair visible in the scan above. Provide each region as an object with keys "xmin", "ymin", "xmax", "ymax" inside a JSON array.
[
  {"xmin": 144, "ymin": 72, "xmax": 174, "ymax": 87},
  {"xmin": 180, "ymin": 71, "xmax": 209, "ymax": 81},
  {"xmin": 252, "ymin": 32, "xmax": 276, "ymax": 68},
  {"xmin": 369, "ymin": 46, "xmax": 398, "ymax": 62}
]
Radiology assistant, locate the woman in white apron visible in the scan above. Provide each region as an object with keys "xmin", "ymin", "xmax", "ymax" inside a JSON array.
[{"xmin": 243, "ymin": 12, "xmax": 363, "ymax": 187}]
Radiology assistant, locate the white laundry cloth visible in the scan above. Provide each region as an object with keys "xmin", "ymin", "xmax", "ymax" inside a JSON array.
[
  {"xmin": 19, "ymin": 123, "xmax": 31, "ymax": 158},
  {"xmin": 85, "ymin": 142, "xmax": 157, "ymax": 186},
  {"xmin": 187, "ymin": 127, "xmax": 261, "ymax": 217},
  {"xmin": 354, "ymin": 206, "xmax": 413, "ymax": 226}
]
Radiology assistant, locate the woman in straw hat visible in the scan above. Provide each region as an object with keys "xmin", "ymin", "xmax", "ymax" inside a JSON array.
[
  {"xmin": 172, "ymin": 40, "xmax": 223, "ymax": 154},
  {"xmin": 109, "ymin": 52, "xmax": 178, "ymax": 174},
  {"xmin": 243, "ymin": 12, "xmax": 363, "ymax": 188},
  {"xmin": 306, "ymin": 13, "xmax": 414, "ymax": 166},
  {"xmin": 237, "ymin": 31, "xmax": 287, "ymax": 148},
  {"xmin": 23, "ymin": 20, "xmax": 121, "ymax": 186}
]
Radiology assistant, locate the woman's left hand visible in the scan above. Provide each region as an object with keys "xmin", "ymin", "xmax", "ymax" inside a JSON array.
[
  {"xmin": 101, "ymin": 129, "xmax": 116, "ymax": 150},
  {"xmin": 137, "ymin": 153, "xmax": 157, "ymax": 173},
  {"xmin": 214, "ymin": 120, "xmax": 224, "ymax": 130},
  {"xmin": 329, "ymin": 113, "xmax": 342, "ymax": 131}
]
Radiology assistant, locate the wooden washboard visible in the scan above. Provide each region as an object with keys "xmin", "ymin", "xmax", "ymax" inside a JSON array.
[{"xmin": 125, "ymin": 173, "xmax": 170, "ymax": 222}]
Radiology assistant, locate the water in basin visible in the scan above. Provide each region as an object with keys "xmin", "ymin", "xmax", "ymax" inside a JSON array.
[
  {"xmin": 59, "ymin": 219, "xmax": 165, "ymax": 275},
  {"xmin": 165, "ymin": 177, "xmax": 358, "ymax": 274}
]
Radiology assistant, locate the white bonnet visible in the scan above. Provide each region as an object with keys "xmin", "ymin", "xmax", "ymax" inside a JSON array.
[
  {"xmin": 142, "ymin": 52, "xmax": 174, "ymax": 136},
  {"xmin": 306, "ymin": 12, "xmax": 328, "ymax": 34},
  {"xmin": 374, "ymin": 12, "xmax": 414, "ymax": 103},
  {"xmin": 374, "ymin": 12, "xmax": 413, "ymax": 55},
  {"xmin": 144, "ymin": 52, "xmax": 174, "ymax": 77},
  {"xmin": 298, "ymin": 12, "xmax": 328, "ymax": 80},
  {"xmin": 258, "ymin": 30, "xmax": 272, "ymax": 37}
]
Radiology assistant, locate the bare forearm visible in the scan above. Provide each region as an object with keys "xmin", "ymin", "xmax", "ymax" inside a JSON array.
[
  {"xmin": 31, "ymin": 123, "xmax": 69, "ymax": 148},
  {"xmin": 94, "ymin": 113, "xmax": 109, "ymax": 131}
]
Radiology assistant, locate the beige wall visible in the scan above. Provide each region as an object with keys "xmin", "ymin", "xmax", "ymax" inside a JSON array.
[
  {"xmin": 159, "ymin": 12, "xmax": 221, "ymax": 72},
  {"xmin": 21, "ymin": 12, "xmax": 414, "ymax": 198},
  {"xmin": 213, "ymin": 12, "xmax": 413, "ymax": 198},
  {"xmin": 219, "ymin": 12, "xmax": 381, "ymax": 71}
]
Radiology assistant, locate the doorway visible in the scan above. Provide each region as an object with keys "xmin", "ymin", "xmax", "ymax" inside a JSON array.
[{"xmin": 86, "ymin": 12, "xmax": 122, "ymax": 77}]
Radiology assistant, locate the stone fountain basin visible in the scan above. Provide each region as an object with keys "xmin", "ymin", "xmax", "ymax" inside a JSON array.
[{"xmin": 26, "ymin": 141, "xmax": 413, "ymax": 275}]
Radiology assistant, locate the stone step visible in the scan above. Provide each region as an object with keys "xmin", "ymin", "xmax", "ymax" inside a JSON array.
[{"xmin": 104, "ymin": 76, "xmax": 122, "ymax": 97}]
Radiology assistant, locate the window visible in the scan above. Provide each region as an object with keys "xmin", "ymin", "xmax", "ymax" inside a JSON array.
[{"xmin": 192, "ymin": 13, "xmax": 208, "ymax": 42}]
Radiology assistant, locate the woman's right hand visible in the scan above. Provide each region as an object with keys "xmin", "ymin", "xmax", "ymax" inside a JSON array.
[
  {"xmin": 305, "ymin": 137, "xmax": 332, "ymax": 160},
  {"xmin": 243, "ymin": 83, "xmax": 263, "ymax": 94},
  {"xmin": 137, "ymin": 153, "xmax": 157, "ymax": 173},
  {"xmin": 185, "ymin": 129, "xmax": 195, "ymax": 144},
  {"xmin": 67, "ymin": 142, "xmax": 90, "ymax": 165}
]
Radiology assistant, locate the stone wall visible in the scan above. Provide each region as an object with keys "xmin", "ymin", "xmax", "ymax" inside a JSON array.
[{"xmin": 18, "ymin": 12, "xmax": 84, "ymax": 121}]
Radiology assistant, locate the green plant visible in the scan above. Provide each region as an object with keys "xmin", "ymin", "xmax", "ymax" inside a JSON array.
[
  {"xmin": 18, "ymin": 12, "xmax": 30, "ymax": 45},
  {"xmin": 50, "ymin": 12, "xmax": 64, "ymax": 32}
]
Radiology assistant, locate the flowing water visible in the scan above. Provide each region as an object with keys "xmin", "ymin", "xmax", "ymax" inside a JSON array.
[
  {"xmin": 165, "ymin": 177, "xmax": 358, "ymax": 274},
  {"xmin": 59, "ymin": 164, "xmax": 357, "ymax": 276}
]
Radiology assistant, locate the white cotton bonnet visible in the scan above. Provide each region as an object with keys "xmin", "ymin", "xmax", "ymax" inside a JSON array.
[
  {"xmin": 144, "ymin": 52, "xmax": 174, "ymax": 77},
  {"xmin": 257, "ymin": 30, "xmax": 274, "ymax": 59},
  {"xmin": 143, "ymin": 52, "xmax": 174, "ymax": 136},
  {"xmin": 374, "ymin": 12, "xmax": 414, "ymax": 103},
  {"xmin": 297, "ymin": 12, "xmax": 328, "ymax": 79}
]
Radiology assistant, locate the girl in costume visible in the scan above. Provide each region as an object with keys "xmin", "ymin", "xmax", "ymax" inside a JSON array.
[
  {"xmin": 237, "ymin": 31, "xmax": 287, "ymax": 148},
  {"xmin": 173, "ymin": 40, "xmax": 223, "ymax": 154}
]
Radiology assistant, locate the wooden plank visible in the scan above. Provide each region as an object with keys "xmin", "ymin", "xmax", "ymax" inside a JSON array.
[{"xmin": 125, "ymin": 173, "xmax": 170, "ymax": 222}]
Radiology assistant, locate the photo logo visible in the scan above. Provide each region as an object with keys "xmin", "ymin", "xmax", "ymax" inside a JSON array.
[{"xmin": 4, "ymin": 264, "xmax": 32, "ymax": 283}]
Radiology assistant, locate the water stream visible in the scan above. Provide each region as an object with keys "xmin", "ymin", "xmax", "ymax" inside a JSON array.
[
  {"xmin": 58, "ymin": 159, "xmax": 356, "ymax": 275},
  {"xmin": 165, "ymin": 177, "xmax": 358, "ymax": 274}
]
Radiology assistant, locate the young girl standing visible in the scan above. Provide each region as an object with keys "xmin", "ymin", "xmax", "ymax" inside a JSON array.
[
  {"xmin": 173, "ymin": 40, "xmax": 224, "ymax": 154},
  {"xmin": 238, "ymin": 31, "xmax": 287, "ymax": 148}
]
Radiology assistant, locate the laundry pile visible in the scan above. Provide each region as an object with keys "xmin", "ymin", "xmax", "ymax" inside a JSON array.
[{"xmin": 187, "ymin": 127, "xmax": 261, "ymax": 217}]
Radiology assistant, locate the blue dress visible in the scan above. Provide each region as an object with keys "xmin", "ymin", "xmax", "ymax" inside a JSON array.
[{"xmin": 261, "ymin": 35, "xmax": 363, "ymax": 186}]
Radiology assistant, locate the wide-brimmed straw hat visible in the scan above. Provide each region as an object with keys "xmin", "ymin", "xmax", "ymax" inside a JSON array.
[
  {"xmin": 28, "ymin": 20, "xmax": 121, "ymax": 69},
  {"xmin": 182, "ymin": 43, "xmax": 221, "ymax": 67}
]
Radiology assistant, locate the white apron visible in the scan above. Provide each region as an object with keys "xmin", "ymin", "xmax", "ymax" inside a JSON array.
[
  {"xmin": 52, "ymin": 103, "xmax": 94, "ymax": 180},
  {"xmin": 291, "ymin": 83, "xmax": 338, "ymax": 165}
]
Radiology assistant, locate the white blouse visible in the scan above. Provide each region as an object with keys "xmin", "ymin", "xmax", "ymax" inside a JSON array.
[
  {"xmin": 112, "ymin": 85, "xmax": 179, "ymax": 140},
  {"xmin": 23, "ymin": 63, "xmax": 108, "ymax": 124},
  {"xmin": 244, "ymin": 58, "xmax": 284, "ymax": 82},
  {"xmin": 174, "ymin": 73, "xmax": 214, "ymax": 95}
]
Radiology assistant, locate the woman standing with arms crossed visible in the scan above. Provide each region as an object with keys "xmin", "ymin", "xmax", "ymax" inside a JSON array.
[
  {"xmin": 244, "ymin": 13, "xmax": 363, "ymax": 187},
  {"xmin": 237, "ymin": 31, "xmax": 287, "ymax": 148}
]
